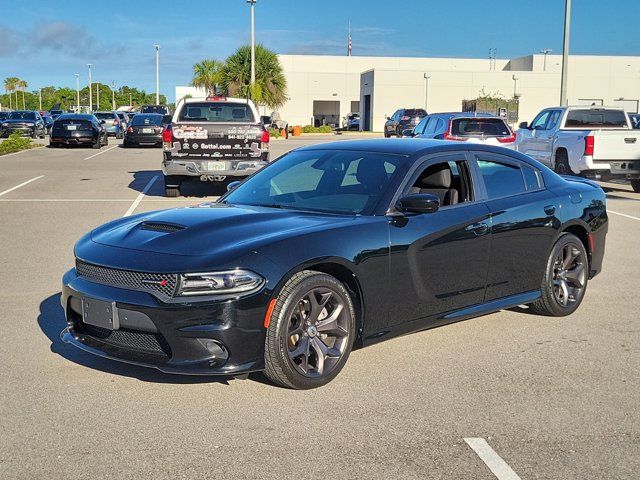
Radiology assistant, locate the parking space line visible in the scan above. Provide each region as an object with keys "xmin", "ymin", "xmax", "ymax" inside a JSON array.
[
  {"xmin": 83, "ymin": 144, "xmax": 119, "ymax": 160},
  {"xmin": 124, "ymin": 176, "xmax": 158, "ymax": 217},
  {"xmin": 0, "ymin": 176, "xmax": 45, "ymax": 197},
  {"xmin": 464, "ymin": 438, "xmax": 522, "ymax": 480},
  {"xmin": 608, "ymin": 210, "xmax": 640, "ymax": 222}
]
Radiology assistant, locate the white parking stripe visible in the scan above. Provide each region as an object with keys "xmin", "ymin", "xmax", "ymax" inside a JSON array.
[
  {"xmin": 0, "ymin": 176, "xmax": 45, "ymax": 197},
  {"xmin": 608, "ymin": 210, "xmax": 640, "ymax": 222},
  {"xmin": 123, "ymin": 176, "xmax": 158, "ymax": 217},
  {"xmin": 464, "ymin": 438, "xmax": 522, "ymax": 480},
  {"xmin": 83, "ymin": 144, "xmax": 119, "ymax": 160}
]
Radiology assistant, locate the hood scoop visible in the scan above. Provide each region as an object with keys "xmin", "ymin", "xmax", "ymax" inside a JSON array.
[{"xmin": 139, "ymin": 221, "xmax": 186, "ymax": 234}]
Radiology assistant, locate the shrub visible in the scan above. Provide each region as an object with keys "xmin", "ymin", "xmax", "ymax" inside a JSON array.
[
  {"xmin": 268, "ymin": 127, "xmax": 280, "ymax": 138},
  {"xmin": 301, "ymin": 125, "xmax": 334, "ymax": 134},
  {"xmin": 318, "ymin": 125, "xmax": 333, "ymax": 133},
  {"xmin": 0, "ymin": 132, "xmax": 34, "ymax": 155}
]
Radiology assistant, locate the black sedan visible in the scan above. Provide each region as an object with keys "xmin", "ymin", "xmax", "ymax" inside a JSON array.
[
  {"xmin": 123, "ymin": 113, "xmax": 164, "ymax": 147},
  {"xmin": 1, "ymin": 110, "xmax": 47, "ymax": 138},
  {"xmin": 50, "ymin": 114, "xmax": 108, "ymax": 149},
  {"xmin": 61, "ymin": 140, "xmax": 608, "ymax": 389}
]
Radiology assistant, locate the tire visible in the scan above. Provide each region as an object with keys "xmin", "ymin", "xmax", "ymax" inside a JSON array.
[
  {"xmin": 529, "ymin": 233, "xmax": 588, "ymax": 317},
  {"xmin": 116, "ymin": 132, "xmax": 123, "ymax": 139},
  {"xmin": 264, "ymin": 270, "xmax": 356, "ymax": 389},
  {"xmin": 32, "ymin": 130, "xmax": 38, "ymax": 139},
  {"xmin": 92, "ymin": 139, "xmax": 101, "ymax": 149},
  {"xmin": 631, "ymin": 179, "xmax": 640, "ymax": 193},
  {"xmin": 554, "ymin": 150, "xmax": 572, "ymax": 175},
  {"xmin": 384, "ymin": 129, "xmax": 390, "ymax": 138}
]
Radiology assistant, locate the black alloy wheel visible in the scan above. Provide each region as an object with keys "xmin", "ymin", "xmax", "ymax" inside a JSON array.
[
  {"xmin": 265, "ymin": 270, "xmax": 355, "ymax": 389},
  {"xmin": 530, "ymin": 233, "xmax": 588, "ymax": 316}
]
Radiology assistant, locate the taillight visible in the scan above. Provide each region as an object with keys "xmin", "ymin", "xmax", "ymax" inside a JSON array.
[
  {"xmin": 162, "ymin": 126, "xmax": 173, "ymax": 143},
  {"xmin": 584, "ymin": 135, "xmax": 594, "ymax": 155},
  {"xmin": 260, "ymin": 129, "xmax": 270, "ymax": 143},
  {"xmin": 113, "ymin": 118, "xmax": 119, "ymax": 125},
  {"xmin": 497, "ymin": 132, "xmax": 517, "ymax": 143},
  {"xmin": 127, "ymin": 126, "xmax": 133, "ymax": 133},
  {"xmin": 443, "ymin": 120, "xmax": 468, "ymax": 141}
]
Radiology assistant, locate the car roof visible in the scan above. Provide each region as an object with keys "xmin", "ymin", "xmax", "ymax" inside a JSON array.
[{"xmin": 428, "ymin": 112, "xmax": 499, "ymax": 118}]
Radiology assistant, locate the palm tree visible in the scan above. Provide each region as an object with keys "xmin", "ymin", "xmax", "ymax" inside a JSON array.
[
  {"xmin": 4, "ymin": 77, "xmax": 19, "ymax": 109},
  {"xmin": 18, "ymin": 79, "xmax": 27, "ymax": 109},
  {"xmin": 191, "ymin": 60, "xmax": 223, "ymax": 96},
  {"xmin": 221, "ymin": 44, "xmax": 287, "ymax": 110}
]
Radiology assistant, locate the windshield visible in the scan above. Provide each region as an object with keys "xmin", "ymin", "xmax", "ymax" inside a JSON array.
[
  {"xmin": 223, "ymin": 149, "xmax": 405, "ymax": 215},
  {"xmin": 565, "ymin": 109, "xmax": 628, "ymax": 128},
  {"xmin": 131, "ymin": 114, "xmax": 163, "ymax": 126},
  {"xmin": 179, "ymin": 102, "xmax": 255, "ymax": 123},
  {"xmin": 8, "ymin": 111, "xmax": 36, "ymax": 120},
  {"xmin": 451, "ymin": 118, "xmax": 512, "ymax": 137}
]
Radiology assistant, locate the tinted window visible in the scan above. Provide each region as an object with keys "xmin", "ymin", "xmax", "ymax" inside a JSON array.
[
  {"xmin": 405, "ymin": 109, "xmax": 427, "ymax": 117},
  {"xmin": 522, "ymin": 166, "xmax": 541, "ymax": 190},
  {"xmin": 452, "ymin": 118, "xmax": 511, "ymax": 136},
  {"xmin": 546, "ymin": 110, "xmax": 562, "ymax": 130},
  {"xmin": 8, "ymin": 111, "xmax": 36, "ymax": 120},
  {"xmin": 565, "ymin": 109, "xmax": 628, "ymax": 128},
  {"xmin": 414, "ymin": 117, "xmax": 428, "ymax": 134},
  {"xmin": 223, "ymin": 150, "xmax": 405, "ymax": 215},
  {"xmin": 478, "ymin": 159, "xmax": 526, "ymax": 198},
  {"xmin": 179, "ymin": 102, "xmax": 255, "ymax": 123},
  {"xmin": 531, "ymin": 111, "xmax": 551, "ymax": 129},
  {"xmin": 424, "ymin": 117, "xmax": 438, "ymax": 134},
  {"xmin": 141, "ymin": 105, "xmax": 168, "ymax": 114},
  {"xmin": 131, "ymin": 114, "xmax": 163, "ymax": 126}
]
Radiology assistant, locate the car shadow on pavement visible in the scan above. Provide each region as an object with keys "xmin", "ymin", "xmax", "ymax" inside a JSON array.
[
  {"xmin": 128, "ymin": 170, "xmax": 229, "ymax": 198},
  {"xmin": 37, "ymin": 293, "xmax": 244, "ymax": 385}
]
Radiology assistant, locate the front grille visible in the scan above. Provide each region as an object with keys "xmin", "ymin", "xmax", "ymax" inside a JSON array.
[
  {"xmin": 76, "ymin": 260, "xmax": 178, "ymax": 298},
  {"xmin": 77, "ymin": 323, "xmax": 171, "ymax": 357}
]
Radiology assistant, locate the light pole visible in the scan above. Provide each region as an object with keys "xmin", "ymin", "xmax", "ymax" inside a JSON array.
[
  {"xmin": 75, "ymin": 74, "xmax": 80, "ymax": 112},
  {"xmin": 96, "ymin": 81, "xmax": 100, "ymax": 110},
  {"xmin": 540, "ymin": 49, "xmax": 552, "ymax": 71},
  {"xmin": 112, "ymin": 81, "xmax": 116, "ymax": 110},
  {"xmin": 512, "ymin": 75, "xmax": 519, "ymax": 98},
  {"xmin": 87, "ymin": 64, "xmax": 93, "ymax": 111},
  {"xmin": 39, "ymin": 88, "xmax": 42, "ymax": 111},
  {"xmin": 560, "ymin": 0, "xmax": 571, "ymax": 106},
  {"xmin": 423, "ymin": 73, "xmax": 431, "ymax": 111},
  {"xmin": 247, "ymin": 0, "xmax": 257, "ymax": 92},
  {"xmin": 155, "ymin": 44, "xmax": 160, "ymax": 104}
]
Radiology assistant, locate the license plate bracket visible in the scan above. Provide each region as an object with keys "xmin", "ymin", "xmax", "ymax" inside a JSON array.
[
  {"xmin": 81, "ymin": 297, "xmax": 119, "ymax": 330},
  {"xmin": 205, "ymin": 161, "xmax": 226, "ymax": 171}
]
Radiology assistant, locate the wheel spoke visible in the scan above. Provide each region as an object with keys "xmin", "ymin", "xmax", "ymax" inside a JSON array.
[
  {"xmin": 307, "ymin": 290, "xmax": 332, "ymax": 323},
  {"xmin": 316, "ymin": 303, "xmax": 347, "ymax": 336},
  {"xmin": 289, "ymin": 337, "xmax": 310, "ymax": 372},
  {"xmin": 559, "ymin": 280, "xmax": 569, "ymax": 306},
  {"xmin": 563, "ymin": 246, "xmax": 579, "ymax": 269},
  {"xmin": 565, "ymin": 263, "xmax": 585, "ymax": 288},
  {"xmin": 310, "ymin": 337, "xmax": 341, "ymax": 376}
]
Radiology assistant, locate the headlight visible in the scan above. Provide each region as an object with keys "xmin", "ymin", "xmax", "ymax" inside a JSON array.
[
  {"xmin": 177, "ymin": 269, "xmax": 264, "ymax": 296},
  {"xmin": 1, "ymin": 123, "xmax": 8, "ymax": 127}
]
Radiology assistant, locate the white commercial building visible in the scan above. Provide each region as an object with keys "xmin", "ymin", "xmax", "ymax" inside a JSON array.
[{"xmin": 175, "ymin": 52, "xmax": 640, "ymax": 132}]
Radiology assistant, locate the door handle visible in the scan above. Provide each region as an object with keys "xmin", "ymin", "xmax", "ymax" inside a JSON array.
[
  {"xmin": 544, "ymin": 205, "xmax": 556, "ymax": 215},
  {"xmin": 465, "ymin": 222, "xmax": 489, "ymax": 236}
]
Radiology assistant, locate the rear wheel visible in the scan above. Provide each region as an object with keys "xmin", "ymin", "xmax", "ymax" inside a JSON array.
[
  {"xmin": 92, "ymin": 138, "xmax": 101, "ymax": 149},
  {"xmin": 264, "ymin": 270, "xmax": 356, "ymax": 389},
  {"xmin": 529, "ymin": 233, "xmax": 588, "ymax": 316},
  {"xmin": 554, "ymin": 150, "xmax": 572, "ymax": 175},
  {"xmin": 631, "ymin": 179, "xmax": 640, "ymax": 193}
]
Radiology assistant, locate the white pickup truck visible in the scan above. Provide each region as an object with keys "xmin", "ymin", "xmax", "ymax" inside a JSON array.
[{"xmin": 516, "ymin": 106, "xmax": 640, "ymax": 192}]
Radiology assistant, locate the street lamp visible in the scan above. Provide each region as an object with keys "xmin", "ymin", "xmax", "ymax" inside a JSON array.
[
  {"xmin": 87, "ymin": 64, "xmax": 93, "ymax": 111},
  {"xmin": 112, "ymin": 81, "xmax": 116, "ymax": 110},
  {"xmin": 96, "ymin": 81, "xmax": 100, "ymax": 110},
  {"xmin": 423, "ymin": 73, "xmax": 431, "ymax": 111},
  {"xmin": 155, "ymin": 45, "xmax": 160, "ymax": 104},
  {"xmin": 540, "ymin": 49, "xmax": 553, "ymax": 71},
  {"xmin": 560, "ymin": 0, "xmax": 571, "ymax": 106},
  {"xmin": 39, "ymin": 88, "xmax": 42, "ymax": 111},
  {"xmin": 247, "ymin": 0, "xmax": 257, "ymax": 90},
  {"xmin": 75, "ymin": 74, "xmax": 80, "ymax": 112}
]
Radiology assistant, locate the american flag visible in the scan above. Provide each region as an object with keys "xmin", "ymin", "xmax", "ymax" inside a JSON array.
[{"xmin": 348, "ymin": 21, "xmax": 352, "ymax": 56}]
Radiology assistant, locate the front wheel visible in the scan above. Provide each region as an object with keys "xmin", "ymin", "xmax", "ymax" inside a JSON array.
[
  {"xmin": 631, "ymin": 179, "xmax": 640, "ymax": 193},
  {"xmin": 264, "ymin": 270, "xmax": 356, "ymax": 389},
  {"xmin": 529, "ymin": 233, "xmax": 588, "ymax": 316}
]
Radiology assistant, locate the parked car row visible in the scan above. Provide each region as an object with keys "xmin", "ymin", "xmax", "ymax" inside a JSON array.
[{"xmin": 0, "ymin": 110, "xmax": 47, "ymax": 138}]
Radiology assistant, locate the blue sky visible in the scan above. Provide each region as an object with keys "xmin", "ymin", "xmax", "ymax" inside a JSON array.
[{"xmin": 1, "ymin": 0, "xmax": 638, "ymax": 98}]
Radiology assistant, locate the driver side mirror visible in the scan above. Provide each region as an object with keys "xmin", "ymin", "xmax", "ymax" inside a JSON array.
[
  {"xmin": 518, "ymin": 121, "xmax": 529, "ymax": 129},
  {"xmin": 395, "ymin": 193, "xmax": 440, "ymax": 214},
  {"xmin": 227, "ymin": 180, "xmax": 241, "ymax": 192}
]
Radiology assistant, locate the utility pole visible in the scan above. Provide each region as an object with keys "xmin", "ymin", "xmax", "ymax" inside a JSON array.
[
  {"xmin": 247, "ymin": 0, "xmax": 257, "ymax": 90},
  {"xmin": 512, "ymin": 75, "xmax": 519, "ymax": 98},
  {"xmin": 540, "ymin": 49, "xmax": 552, "ymax": 71},
  {"xmin": 154, "ymin": 45, "xmax": 160, "ymax": 104},
  {"xmin": 88, "ymin": 64, "xmax": 93, "ymax": 111},
  {"xmin": 75, "ymin": 74, "xmax": 80, "ymax": 112},
  {"xmin": 96, "ymin": 82, "xmax": 100, "ymax": 110},
  {"xmin": 112, "ymin": 81, "xmax": 116, "ymax": 110},
  {"xmin": 560, "ymin": 0, "xmax": 571, "ymax": 106},
  {"xmin": 423, "ymin": 74, "xmax": 430, "ymax": 111},
  {"xmin": 39, "ymin": 88, "xmax": 42, "ymax": 110}
]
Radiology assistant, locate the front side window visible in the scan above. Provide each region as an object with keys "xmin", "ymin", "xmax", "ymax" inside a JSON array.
[
  {"xmin": 179, "ymin": 102, "xmax": 255, "ymax": 123},
  {"xmin": 477, "ymin": 159, "xmax": 526, "ymax": 198},
  {"xmin": 409, "ymin": 158, "xmax": 472, "ymax": 207},
  {"xmin": 531, "ymin": 111, "xmax": 551, "ymax": 130},
  {"xmin": 223, "ymin": 150, "xmax": 406, "ymax": 215},
  {"xmin": 414, "ymin": 117, "xmax": 428, "ymax": 135}
]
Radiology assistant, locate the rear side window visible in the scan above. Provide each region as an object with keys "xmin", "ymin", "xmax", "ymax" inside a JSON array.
[
  {"xmin": 179, "ymin": 102, "xmax": 255, "ymax": 123},
  {"xmin": 452, "ymin": 118, "xmax": 511, "ymax": 137},
  {"xmin": 131, "ymin": 115, "xmax": 162, "ymax": 126},
  {"xmin": 522, "ymin": 166, "xmax": 542, "ymax": 190},
  {"xmin": 565, "ymin": 109, "xmax": 628, "ymax": 128},
  {"xmin": 477, "ymin": 159, "xmax": 526, "ymax": 198}
]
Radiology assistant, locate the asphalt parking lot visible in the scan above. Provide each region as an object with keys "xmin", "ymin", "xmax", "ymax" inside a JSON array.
[{"xmin": 0, "ymin": 136, "xmax": 638, "ymax": 479}]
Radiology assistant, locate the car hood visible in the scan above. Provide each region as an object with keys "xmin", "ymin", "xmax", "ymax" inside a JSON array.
[{"xmin": 90, "ymin": 203, "xmax": 357, "ymax": 258}]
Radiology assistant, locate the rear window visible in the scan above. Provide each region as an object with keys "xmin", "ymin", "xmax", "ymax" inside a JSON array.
[
  {"xmin": 131, "ymin": 114, "xmax": 163, "ymax": 126},
  {"xmin": 179, "ymin": 102, "xmax": 255, "ymax": 123},
  {"xmin": 565, "ymin": 109, "xmax": 628, "ymax": 128},
  {"xmin": 141, "ymin": 105, "xmax": 168, "ymax": 114},
  {"xmin": 452, "ymin": 118, "xmax": 511, "ymax": 137},
  {"xmin": 56, "ymin": 119, "xmax": 93, "ymax": 128},
  {"xmin": 94, "ymin": 112, "xmax": 114, "ymax": 120},
  {"xmin": 405, "ymin": 109, "xmax": 427, "ymax": 117}
]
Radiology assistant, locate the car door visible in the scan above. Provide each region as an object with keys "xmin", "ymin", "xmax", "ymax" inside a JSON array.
[
  {"xmin": 518, "ymin": 110, "xmax": 554, "ymax": 165},
  {"xmin": 470, "ymin": 151, "xmax": 559, "ymax": 301},
  {"xmin": 386, "ymin": 152, "xmax": 492, "ymax": 328}
]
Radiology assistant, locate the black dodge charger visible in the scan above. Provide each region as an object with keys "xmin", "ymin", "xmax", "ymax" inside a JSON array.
[{"xmin": 61, "ymin": 139, "xmax": 607, "ymax": 389}]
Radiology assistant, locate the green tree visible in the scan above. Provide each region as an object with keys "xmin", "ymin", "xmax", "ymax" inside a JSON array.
[
  {"xmin": 3, "ymin": 77, "xmax": 20, "ymax": 109},
  {"xmin": 191, "ymin": 59, "xmax": 224, "ymax": 96},
  {"xmin": 220, "ymin": 44, "xmax": 287, "ymax": 109}
]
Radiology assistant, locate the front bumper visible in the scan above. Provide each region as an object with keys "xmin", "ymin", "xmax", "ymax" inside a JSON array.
[
  {"xmin": 2, "ymin": 126, "xmax": 35, "ymax": 137},
  {"xmin": 162, "ymin": 156, "xmax": 269, "ymax": 179},
  {"xmin": 61, "ymin": 268, "xmax": 268, "ymax": 375}
]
